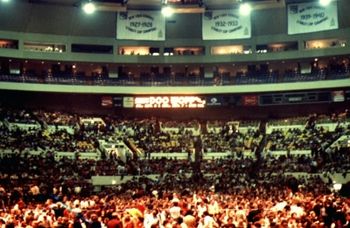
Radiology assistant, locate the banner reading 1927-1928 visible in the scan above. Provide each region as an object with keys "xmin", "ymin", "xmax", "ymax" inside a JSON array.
[
  {"xmin": 202, "ymin": 9, "xmax": 251, "ymax": 40},
  {"xmin": 288, "ymin": 1, "xmax": 338, "ymax": 35},
  {"xmin": 117, "ymin": 10, "xmax": 165, "ymax": 41}
]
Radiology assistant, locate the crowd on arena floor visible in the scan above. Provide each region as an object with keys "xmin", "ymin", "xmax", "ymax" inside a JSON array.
[
  {"xmin": 0, "ymin": 167, "xmax": 350, "ymax": 227},
  {"xmin": 0, "ymin": 107, "xmax": 349, "ymax": 227}
]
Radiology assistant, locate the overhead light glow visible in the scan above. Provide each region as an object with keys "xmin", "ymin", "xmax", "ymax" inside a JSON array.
[
  {"xmin": 319, "ymin": 0, "xmax": 332, "ymax": 6},
  {"xmin": 1, "ymin": 0, "xmax": 10, "ymax": 2},
  {"xmin": 83, "ymin": 2, "xmax": 96, "ymax": 14},
  {"xmin": 239, "ymin": 3, "xmax": 252, "ymax": 16},
  {"xmin": 161, "ymin": 6, "xmax": 174, "ymax": 17}
]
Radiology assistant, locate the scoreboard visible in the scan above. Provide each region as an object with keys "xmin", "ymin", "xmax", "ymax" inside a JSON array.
[
  {"xmin": 133, "ymin": 96, "xmax": 206, "ymax": 108},
  {"xmin": 101, "ymin": 90, "xmax": 346, "ymax": 108}
]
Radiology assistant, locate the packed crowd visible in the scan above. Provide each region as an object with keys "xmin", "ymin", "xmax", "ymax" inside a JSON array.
[
  {"xmin": 265, "ymin": 113, "xmax": 350, "ymax": 152},
  {"xmin": 121, "ymin": 119, "xmax": 262, "ymax": 155},
  {"xmin": 2, "ymin": 108, "xmax": 349, "ymax": 156},
  {"xmin": 0, "ymin": 108, "xmax": 349, "ymax": 227},
  {"xmin": 35, "ymin": 110, "xmax": 78, "ymax": 126},
  {"xmin": 0, "ymin": 165, "xmax": 350, "ymax": 228},
  {"xmin": 0, "ymin": 124, "xmax": 99, "ymax": 153},
  {"xmin": 265, "ymin": 127, "xmax": 332, "ymax": 152},
  {"xmin": 202, "ymin": 128, "xmax": 262, "ymax": 154}
]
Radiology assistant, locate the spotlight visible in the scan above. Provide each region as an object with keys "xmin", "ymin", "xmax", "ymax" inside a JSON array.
[
  {"xmin": 239, "ymin": 3, "xmax": 252, "ymax": 16},
  {"xmin": 319, "ymin": 0, "xmax": 332, "ymax": 6},
  {"xmin": 82, "ymin": 1, "xmax": 96, "ymax": 14},
  {"xmin": 161, "ymin": 6, "xmax": 174, "ymax": 17}
]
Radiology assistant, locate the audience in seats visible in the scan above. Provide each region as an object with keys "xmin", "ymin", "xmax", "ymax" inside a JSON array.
[
  {"xmin": 1, "ymin": 57, "xmax": 350, "ymax": 86},
  {"xmin": 0, "ymin": 107, "xmax": 349, "ymax": 227}
]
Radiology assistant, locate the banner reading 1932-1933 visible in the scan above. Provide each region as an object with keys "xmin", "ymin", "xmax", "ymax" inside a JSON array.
[
  {"xmin": 288, "ymin": 1, "xmax": 338, "ymax": 35},
  {"xmin": 117, "ymin": 10, "xmax": 165, "ymax": 41},
  {"xmin": 202, "ymin": 9, "xmax": 251, "ymax": 40}
]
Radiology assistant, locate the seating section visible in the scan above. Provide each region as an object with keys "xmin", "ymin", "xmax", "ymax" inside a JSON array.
[
  {"xmin": 0, "ymin": 107, "xmax": 349, "ymax": 227},
  {"xmin": 1, "ymin": 107, "xmax": 349, "ymax": 167}
]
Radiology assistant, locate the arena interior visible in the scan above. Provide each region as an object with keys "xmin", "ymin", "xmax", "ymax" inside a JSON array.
[{"xmin": 0, "ymin": 0, "xmax": 350, "ymax": 227}]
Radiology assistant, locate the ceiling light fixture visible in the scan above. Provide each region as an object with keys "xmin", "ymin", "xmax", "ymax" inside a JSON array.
[
  {"xmin": 239, "ymin": 3, "xmax": 252, "ymax": 16},
  {"xmin": 82, "ymin": 1, "xmax": 96, "ymax": 14},
  {"xmin": 319, "ymin": 0, "xmax": 332, "ymax": 6},
  {"xmin": 161, "ymin": 6, "xmax": 174, "ymax": 17}
]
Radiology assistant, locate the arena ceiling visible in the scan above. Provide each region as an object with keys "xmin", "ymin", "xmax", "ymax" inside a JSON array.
[{"xmin": 25, "ymin": 0, "xmax": 291, "ymax": 10}]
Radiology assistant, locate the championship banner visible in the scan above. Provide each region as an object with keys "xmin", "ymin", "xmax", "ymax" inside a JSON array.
[
  {"xmin": 288, "ymin": 1, "xmax": 338, "ymax": 35},
  {"xmin": 202, "ymin": 10, "xmax": 251, "ymax": 40},
  {"xmin": 117, "ymin": 11, "xmax": 165, "ymax": 40}
]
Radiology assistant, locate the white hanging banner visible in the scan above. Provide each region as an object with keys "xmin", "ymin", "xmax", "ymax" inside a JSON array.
[
  {"xmin": 202, "ymin": 10, "xmax": 251, "ymax": 40},
  {"xmin": 288, "ymin": 1, "xmax": 338, "ymax": 35},
  {"xmin": 117, "ymin": 11, "xmax": 165, "ymax": 41}
]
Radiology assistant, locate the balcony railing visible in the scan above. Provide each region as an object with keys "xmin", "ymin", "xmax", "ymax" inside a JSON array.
[{"xmin": 0, "ymin": 72, "xmax": 348, "ymax": 87}]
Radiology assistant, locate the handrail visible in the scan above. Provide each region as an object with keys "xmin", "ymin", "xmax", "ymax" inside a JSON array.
[{"xmin": 0, "ymin": 72, "xmax": 348, "ymax": 87}]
